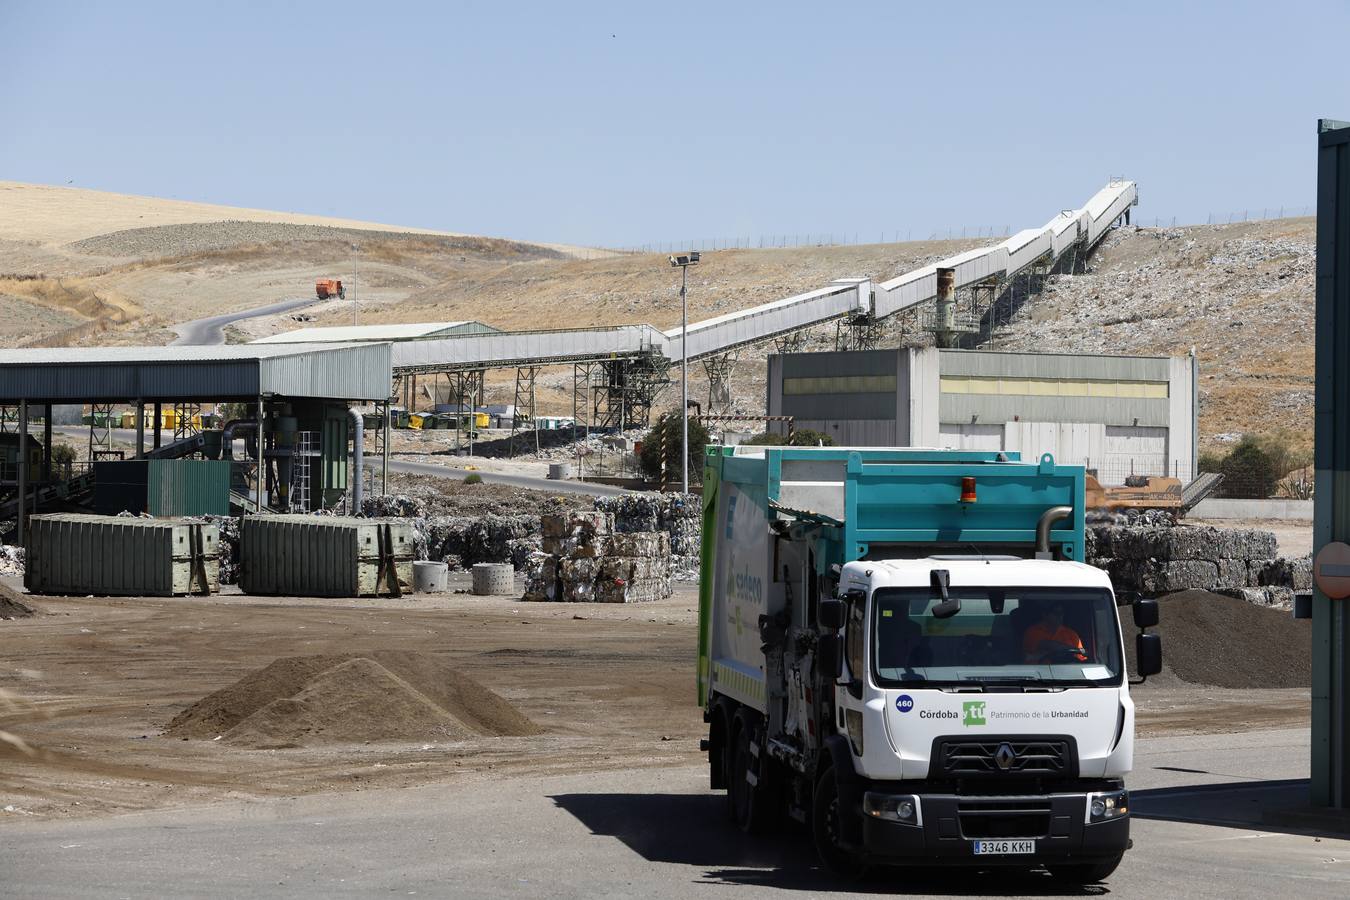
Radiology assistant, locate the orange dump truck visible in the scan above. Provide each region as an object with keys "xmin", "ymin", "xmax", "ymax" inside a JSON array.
[{"xmin": 315, "ymin": 279, "xmax": 346, "ymax": 300}]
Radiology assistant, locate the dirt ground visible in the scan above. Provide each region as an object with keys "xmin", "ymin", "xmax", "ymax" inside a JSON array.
[{"xmin": 0, "ymin": 576, "xmax": 1311, "ymax": 823}]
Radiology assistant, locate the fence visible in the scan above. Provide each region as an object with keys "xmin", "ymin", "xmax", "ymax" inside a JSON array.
[
  {"xmin": 618, "ymin": 226, "xmax": 1014, "ymax": 255},
  {"xmin": 618, "ymin": 205, "xmax": 1317, "ymax": 255},
  {"xmin": 1136, "ymin": 205, "xmax": 1313, "ymax": 229},
  {"xmin": 1082, "ymin": 458, "xmax": 1313, "ymax": 500}
]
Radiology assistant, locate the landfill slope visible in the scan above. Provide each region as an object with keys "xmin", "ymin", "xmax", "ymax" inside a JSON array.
[{"xmin": 164, "ymin": 650, "xmax": 539, "ymax": 747}]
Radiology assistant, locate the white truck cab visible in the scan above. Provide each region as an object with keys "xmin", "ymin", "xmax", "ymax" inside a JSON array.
[{"xmin": 821, "ymin": 557, "xmax": 1136, "ymax": 877}]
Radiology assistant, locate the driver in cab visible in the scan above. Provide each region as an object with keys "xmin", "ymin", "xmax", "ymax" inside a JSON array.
[{"xmin": 1022, "ymin": 603, "xmax": 1087, "ymax": 663}]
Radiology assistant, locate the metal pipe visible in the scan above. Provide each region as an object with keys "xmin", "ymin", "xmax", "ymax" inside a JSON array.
[
  {"xmin": 221, "ymin": 419, "xmax": 257, "ymax": 459},
  {"xmin": 681, "ymin": 263, "xmax": 688, "ymax": 495},
  {"xmin": 348, "ymin": 406, "xmax": 364, "ymax": 514},
  {"xmin": 17, "ymin": 399, "xmax": 27, "ymax": 546},
  {"xmin": 1036, "ymin": 506, "xmax": 1073, "ymax": 555}
]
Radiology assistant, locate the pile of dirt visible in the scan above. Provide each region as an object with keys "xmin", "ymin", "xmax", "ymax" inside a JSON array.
[
  {"xmin": 163, "ymin": 651, "xmax": 539, "ymax": 748},
  {"xmin": 1126, "ymin": 590, "xmax": 1310, "ymax": 689},
  {"xmin": 0, "ymin": 583, "xmax": 34, "ymax": 619}
]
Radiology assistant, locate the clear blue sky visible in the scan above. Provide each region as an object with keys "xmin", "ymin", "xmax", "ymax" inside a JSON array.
[{"xmin": 2, "ymin": 0, "xmax": 1348, "ymax": 248}]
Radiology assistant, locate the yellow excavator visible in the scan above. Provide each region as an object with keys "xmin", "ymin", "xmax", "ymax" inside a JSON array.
[{"xmin": 1085, "ymin": 472, "xmax": 1223, "ymax": 516}]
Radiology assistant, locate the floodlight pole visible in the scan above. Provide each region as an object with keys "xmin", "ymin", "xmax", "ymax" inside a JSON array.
[{"xmin": 681, "ymin": 263, "xmax": 689, "ymax": 495}]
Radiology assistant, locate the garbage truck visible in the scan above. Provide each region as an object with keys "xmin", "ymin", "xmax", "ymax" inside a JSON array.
[{"xmin": 697, "ymin": 446, "xmax": 1161, "ymax": 882}]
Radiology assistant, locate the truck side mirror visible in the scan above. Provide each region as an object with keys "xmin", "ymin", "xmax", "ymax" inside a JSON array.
[
  {"xmin": 1136, "ymin": 633, "xmax": 1162, "ymax": 678},
  {"xmin": 817, "ymin": 635, "xmax": 842, "ymax": 679},
  {"xmin": 1132, "ymin": 598, "xmax": 1159, "ymax": 629},
  {"xmin": 818, "ymin": 598, "xmax": 845, "ymax": 631}
]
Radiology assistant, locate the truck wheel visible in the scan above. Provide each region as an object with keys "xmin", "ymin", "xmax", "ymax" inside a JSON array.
[
  {"xmin": 812, "ymin": 765, "xmax": 866, "ymax": 878},
  {"xmin": 1047, "ymin": 855, "xmax": 1123, "ymax": 884},
  {"xmin": 728, "ymin": 716, "xmax": 766, "ymax": 832}
]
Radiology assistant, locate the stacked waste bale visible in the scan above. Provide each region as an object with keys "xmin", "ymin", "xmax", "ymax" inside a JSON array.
[
  {"xmin": 523, "ymin": 511, "xmax": 672, "ymax": 603},
  {"xmin": 594, "ymin": 492, "xmax": 700, "ymax": 580},
  {"xmin": 359, "ymin": 495, "xmax": 540, "ymax": 569},
  {"xmin": 1087, "ymin": 523, "xmax": 1310, "ymax": 608}
]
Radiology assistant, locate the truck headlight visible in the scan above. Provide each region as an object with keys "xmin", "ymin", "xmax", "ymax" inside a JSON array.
[
  {"xmin": 863, "ymin": 792, "xmax": 921, "ymax": 826},
  {"xmin": 1086, "ymin": 789, "xmax": 1129, "ymax": 824}
]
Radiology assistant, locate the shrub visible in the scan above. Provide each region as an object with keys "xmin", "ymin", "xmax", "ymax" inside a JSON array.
[
  {"xmin": 741, "ymin": 429, "xmax": 834, "ymax": 447},
  {"xmin": 51, "ymin": 442, "xmax": 77, "ymax": 478},
  {"xmin": 463, "ymin": 473, "xmax": 483, "ymax": 485},
  {"xmin": 1204, "ymin": 432, "xmax": 1312, "ymax": 499},
  {"xmin": 638, "ymin": 413, "xmax": 710, "ymax": 485}
]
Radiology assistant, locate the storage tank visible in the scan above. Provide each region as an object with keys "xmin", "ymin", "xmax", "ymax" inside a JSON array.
[
  {"xmin": 24, "ymin": 513, "xmax": 219, "ymax": 597},
  {"xmin": 239, "ymin": 515, "xmax": 414, "ymax": 597}
]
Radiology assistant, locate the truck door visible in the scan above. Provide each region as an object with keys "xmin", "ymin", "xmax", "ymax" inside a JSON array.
[{"xmin": 838, "ymin": 594, "xmax": 868, "ymax": 759}]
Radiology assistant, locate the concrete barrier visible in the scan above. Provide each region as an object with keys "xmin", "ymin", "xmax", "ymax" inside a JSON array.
[{"xmin": 1189, "ymin": 498, "xmax": 1314, "ymax": 520}]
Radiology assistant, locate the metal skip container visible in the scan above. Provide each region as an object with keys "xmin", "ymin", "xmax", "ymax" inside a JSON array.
[
  {"xmin": 239, "ymin": 515, "xmax": 414, "ymax": 597},
  {"xmin": 24, "ymin": 513, "xmax": 219, "ymax": 597}
]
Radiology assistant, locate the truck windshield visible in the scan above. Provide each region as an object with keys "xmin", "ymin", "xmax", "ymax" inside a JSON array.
[{"xmin": 870, "ymin": 587, "xmax": 1123, "ymax": 688}]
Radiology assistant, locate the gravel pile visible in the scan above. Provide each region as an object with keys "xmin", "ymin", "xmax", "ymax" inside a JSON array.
[
  {"xmin": 67, "ymin": 220, "xmax": 566, "ymax": 261},
  {"xmin": 1125, "ymin": 590, "xmax": 1310, "ymax": 689}
]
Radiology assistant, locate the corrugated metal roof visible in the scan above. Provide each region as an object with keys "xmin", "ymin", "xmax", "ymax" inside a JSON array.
[
  {"xmin": 0, "ymin": 343, "xmax": 391, "ymax": 402},
  {"xmin": 251, "ymin": 321, "xmax": 499, "ymax": 344}
]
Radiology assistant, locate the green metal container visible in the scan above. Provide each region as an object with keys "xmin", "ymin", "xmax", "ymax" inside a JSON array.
[
  {"xmin": 240, "ymin": 515, "xmax": 413, "ymax": 597},
  {"xmin": 25, "ymin": 513, "xmax": 219, "ymax": 597},
  {"xmin": 147, "ymin": 459, "xmax": 231, "ymax": 516}
]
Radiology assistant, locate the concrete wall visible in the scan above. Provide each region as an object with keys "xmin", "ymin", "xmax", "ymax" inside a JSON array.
[{"xmin": 1190, "ymin": 498, "xmax": 1315, "ymax": 521}]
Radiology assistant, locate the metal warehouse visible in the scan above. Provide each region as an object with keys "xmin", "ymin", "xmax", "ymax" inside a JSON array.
[
  {"xmin": 0, "ymin": 343, "xmax": 394, "ymax": 542},
  {"xmin": 767, "ymin": 348, "xmax": 1197, "ymax": 485}
]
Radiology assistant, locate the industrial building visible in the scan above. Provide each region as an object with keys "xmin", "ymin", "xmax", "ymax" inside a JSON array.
[
  {"xmin": 0, "ymin": 343, "xmax": 393, "ymax": 540},
  {"xmin": 767, "ymin": 347, "xmax": 1197, "ymax": 485}
]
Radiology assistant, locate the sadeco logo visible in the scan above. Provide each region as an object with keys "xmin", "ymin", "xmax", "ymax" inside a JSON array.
[
  {"xmin": 895, "ymin": 694, "xmax": 914, "ymax": 714},
  {"xmin": 962, "ymin": 701, "xmax": 987, "ymax": 727}
]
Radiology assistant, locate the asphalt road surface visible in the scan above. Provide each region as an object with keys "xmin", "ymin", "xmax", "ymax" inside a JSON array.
[
  {"xmin": 4, "ymin": 727, "xmax": 1345, "ymax": 899},
  {"xmin": 49, "ymin": 427, "xmax": 628, "ymax": 498},
  {"xmin": 379, "ymin": 457, "xmax": 629, "ymax": 497},
  {"xmin": 170, "ymin": 297, "xmax": 316, "ymax": 345}
]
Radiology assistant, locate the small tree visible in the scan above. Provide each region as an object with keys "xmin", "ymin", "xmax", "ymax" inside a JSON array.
[
  {"xmin": 639, "ymin": 413, "xmax": 709, "ymax": 486},
  {"xmin": 742, "ymin": 429, "xmax": 834, "ymax": 447},
  {"xmin": 50, "ymin": 442, "xmax": 78, "ymax": 479}
]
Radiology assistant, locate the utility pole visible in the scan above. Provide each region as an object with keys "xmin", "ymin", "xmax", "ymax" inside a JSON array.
[
  {"xmin": 669, "ymin": 252, "xmax": 700, "ymax": 494},
  {"xmin": 352, "ymin": 243, "xmax": 359, "ymax": 326}
]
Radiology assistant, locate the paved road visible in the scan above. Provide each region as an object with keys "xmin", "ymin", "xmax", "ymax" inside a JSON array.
[
  {"xmin": 3, "ymin": 728, "xmax": 1345, "ymax": 899},
  {"xmin": 170, "ymin": 297, "xmax": 316, "ymax": 345},
  {"xmin": 379, "ymin": 457, "xmax": 630, "ymax": 497},
  {"xmin": 50, "ymin": 427, "xmax": 629, "ymax": 499}
]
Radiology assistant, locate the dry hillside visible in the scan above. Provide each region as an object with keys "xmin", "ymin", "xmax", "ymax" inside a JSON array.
[{"xmin": 0, "ymin": 181, "xmax": 1316, "ymax": 449}]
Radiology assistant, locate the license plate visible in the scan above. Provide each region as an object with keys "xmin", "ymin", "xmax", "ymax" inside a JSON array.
[{"xmin": 972, "ymin": 839, "xmax": 1036, "ymax": 855}]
